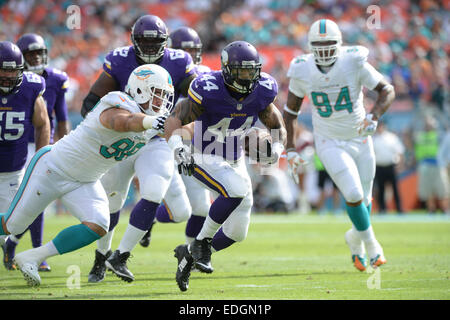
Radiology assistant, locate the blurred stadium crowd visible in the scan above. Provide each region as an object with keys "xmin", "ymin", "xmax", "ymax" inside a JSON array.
[{"xmin": 1, "ymin": 0, "xmax": 448, "ymax": 214}]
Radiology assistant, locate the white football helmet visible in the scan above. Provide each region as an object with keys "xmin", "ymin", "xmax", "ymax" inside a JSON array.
[
  {"xmin": 125, "ymin": 64, "xmax": 174, "ymax": 116},
  {"xmin": 308, "ymin": 19, "xmax": 342, "ymax": 66}
]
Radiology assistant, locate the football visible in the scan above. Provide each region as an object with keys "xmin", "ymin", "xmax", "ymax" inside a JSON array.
[{"xmin": 244, "ymin": 127, "xmax": 272, "ymax": 162}]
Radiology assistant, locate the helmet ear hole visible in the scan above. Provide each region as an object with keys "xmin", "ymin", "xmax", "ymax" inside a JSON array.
[{"xmin": 137, "ymin": 88, "xmax": 142, "ymax": 94}]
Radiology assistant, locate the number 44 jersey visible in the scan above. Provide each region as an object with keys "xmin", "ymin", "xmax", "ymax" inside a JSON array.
[
  {"xmin": 188, "ymin": 70, "xmax": 278, "ymax": 161},
  {"xmin": 287, "ymin": 45, "xmax": 383, "ymax": 140},
  {"xmin": 0, "ymin": 71, "xmax": 45, "ymax": 173},
  {"xmin": 49, "ymin": 91, "xmax": 148, "ymax": 182}
]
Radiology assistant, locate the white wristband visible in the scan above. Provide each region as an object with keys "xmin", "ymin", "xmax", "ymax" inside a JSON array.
[
  {"xmin": 168, "ymin": 135, "xmax": 184, "ymax": 151},
  {"xmin": 284, "ymin": 105, "xmax": 300, "ymax": 116},
  {"xmin": 142, "ymin": 115, "xmax": 156, "ymax": 130}
]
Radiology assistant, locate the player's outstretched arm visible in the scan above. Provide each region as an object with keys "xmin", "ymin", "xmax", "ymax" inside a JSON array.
[
  {"xmin": 32, "ymin": 95, "xmax": 51, "ymax": 151},
  {"xmin": 369, "ymin": 79, "xmax": 395, "ymax": 121},
  {"xmin": 164, "ymin": 98, "xmax": 204, "ymax": 140},
  {"xmin": 283, "ymin": 91, "xmax": 304, "ymax": 151},
  {"xmin": 258, "ymin": 102, "xmax": 287, "ymax": 148},
  {"xmin": 99, "ymin": 107, "xmax": 156, "ymax": 133},
  {"xmin": 81, "ymin": 72, "xmax": 119, "ymax": 118}
]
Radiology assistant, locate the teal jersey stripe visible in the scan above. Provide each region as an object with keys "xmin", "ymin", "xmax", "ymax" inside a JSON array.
[
  {"xmin": 5, "ymin": 145, "xmax": 52, "ymax": 223},
  {"xmin": 319, "ymin": 19, "xmax": 326, "ymax": 34}
]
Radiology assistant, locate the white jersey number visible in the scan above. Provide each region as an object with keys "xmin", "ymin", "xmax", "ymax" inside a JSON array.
[
  {"xmin": 207, "ymin": 117, "xmax": 254, "ymax": 143},
  {"xmin": 0, "ymin": 111, "xmax": 25, "ymax": 141}
]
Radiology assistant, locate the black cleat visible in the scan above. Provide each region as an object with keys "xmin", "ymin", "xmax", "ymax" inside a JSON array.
[
  {"xmin": 88, "ymin": 249, "xmax": 112, "ymax": 283},
  {"xmin": 174, "ymin": 244, "xmax": 194, "ymax": 292},
  {"xmin": 139, "ymin": 221, "xmax": 155, "ymax": 248},
  {"xmin": 1, "ymin": 242, "xmax": 16, "ymax": 271},
  {"xmin": 191, "ymin": 238, "xmax": 214, "ymax": 273},
  {"xmin": 105, "ymin": 250, "xmax": 134, "ymax": 282}
]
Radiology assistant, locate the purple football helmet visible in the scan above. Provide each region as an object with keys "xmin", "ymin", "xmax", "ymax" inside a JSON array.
[
  {"xmin": 16, "ymin": 33, "xmax": 48, "ymax": 74},
  {"xmin": 221, "ymin": 41, "xmax": 261, "ymax": 94},
  {"xmin": 131, "ymin": 15, "xmax": 168, "ymax": 64},
  {"xmin": 168, "ymin": 27, "xmax": 202, "ymax": 64},
  {"xmin": 0, "ymin": 41, "xmax": 24, "ymax": 95}
]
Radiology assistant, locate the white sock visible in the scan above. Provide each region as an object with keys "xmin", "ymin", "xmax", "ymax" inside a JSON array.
[
  {"xmin": 196, "ymin": 216, "xmax": 220, "ymax": 240},
  {"xmin": 97, "ymin": 229, "xmax": 114, "ymax": 255},
  {"xmin": 185, "ymin": 236, "xmax": 195, "ymax": 245},
  {"xmin": 117, "ymin": 224, "xmax": 146, "ymax": 254},
  {"xmin": 357, "ymin": 226, "xmax": 382, "ymax": 258},
  {"xmin": 23, "ymin": 241, "xmax": 59, "ymax": 265}
]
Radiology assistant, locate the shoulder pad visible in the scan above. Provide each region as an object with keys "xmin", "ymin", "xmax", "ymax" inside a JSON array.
[
  {"xmin": 287, "ymin": 54, "xmax": 312, "ymax": 80},
  {"xmin": 104, "ymin": 46, "xmax": 133, "ymax": 70},
  {"xmin": 341, "ymin": 45, "xmax": 369, "ymax": 67},
  {"xmin": 101, "ymin": 91, "xmax": 136, "ymax": 109},
  {"xmin": 257, "ymin": 72, "xmax": 278, "ymax": 98}
]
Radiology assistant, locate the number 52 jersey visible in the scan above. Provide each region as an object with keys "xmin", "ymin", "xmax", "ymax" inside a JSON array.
[
  {"xmin": 287, "ymin": 45, "xmax": 384, "ymax": 140},
  {"xmin": 49, "ymin": 91, "xmax": 148, "ymax": 182}
]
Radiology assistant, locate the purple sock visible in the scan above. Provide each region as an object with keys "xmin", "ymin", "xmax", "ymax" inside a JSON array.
[
  {"xmin": 109, "ymin": 211, "xmax": 120, "ymax": 231},
  {"xmin": 129, "ymin": 199, "xmax": 159, "ymax": 231},
  {"xmin": 29, "ymin": 212, "xmax": 44, "ymax": 248},
  {"xmin": 5, "ymin": 238, "xmax": 17, "ymax": 258},
  {"xmin": 209, "ymin": 196, "xmax": 243, "ymax": 224},
  {"xmin": 155, "ymin": 204, "xmax": 174, "ymax": 223},
  {"xmin": 212, "ymin": 227, "xmax": 235, "ymax": 252},
  {"xmin": 185, "ymin": 215, "xmax": 206, "ymax": 239}
]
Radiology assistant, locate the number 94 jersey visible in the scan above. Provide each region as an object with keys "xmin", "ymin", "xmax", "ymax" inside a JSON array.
[
  {"xmin": 188, "ymin": 70, "xmax": 278, "ymax": 161},
  {"xmin": 49, "ymin": 91, "xmax": 148, "ymax": 183},
  {"xmin": 287, "ymin": 45, "xmax": 383, "ymax": 140}
]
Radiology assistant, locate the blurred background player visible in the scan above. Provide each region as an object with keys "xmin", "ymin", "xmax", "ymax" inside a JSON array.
[
  {"xmin": 0, "ymin": 40, "xmax": 51, "ymax": 271},
  {"xmin": 2, "ymin": 33, "xmax": 70, "ymax": 272},
  {"xmin": 0, "ymin": 63, "xmax": 172, "ymax": 287},
  {"xmin": 0, "ymin": 41, "xmax": 51, "ymax": 271},
  {"xmin": 82, "ymin": 15, "xmax": 196, "ymax": 283},
  {"xmin": 284, "ymin": 19, "xmax": 395, "ymax": 271},
  {"xmin": 413, "ymin": 116, "xmax": 449, "ymax": 214},
  {"xmin": 165, "ymin": 40, "xmax": 286, "ymax": 291},
  {"xmin": 372, "ymin": 120, "xmax": 405, "ymax": 214},
  {"xmin": 313, "ymin": 153, "xmax": 343, "ymax": 215}
]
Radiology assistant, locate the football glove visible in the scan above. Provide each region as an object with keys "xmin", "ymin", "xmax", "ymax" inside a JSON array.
[
  {"xmin": 152, "ymin": 112, "xmax": 170, "ymax": 135},
  {"xmin": 258, "ymin": 142, "xmax": 284, "ymax": 165},
  {"xmin": 287, "ymin": 151, "xmax": 306, "ymax": 184},
  {"xmin": 358, "ymin": 113, "xmax": 378, "ymax": 136},
  {"xmin": 174, "ymin": 144, "xmax": 195, "ymax": 176}
]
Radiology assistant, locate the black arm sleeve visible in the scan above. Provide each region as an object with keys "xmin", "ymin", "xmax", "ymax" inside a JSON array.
[{"xmin": 81, "ymin": 92, "xmax": 101, "ymax": 118}]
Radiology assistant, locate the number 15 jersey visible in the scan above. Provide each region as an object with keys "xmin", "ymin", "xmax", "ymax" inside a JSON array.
[{"xmin": 287, "ymin": 45, "xmax": 383, "ymax": 140}]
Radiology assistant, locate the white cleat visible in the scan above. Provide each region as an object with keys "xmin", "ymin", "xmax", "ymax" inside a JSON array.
[{"xmin": 14, "ymin": 250, "xmax": 42, "ymax": 287}]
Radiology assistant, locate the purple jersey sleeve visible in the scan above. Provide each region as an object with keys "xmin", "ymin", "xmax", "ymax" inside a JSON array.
[
  {"xmin": 53, "ymin": 69, "xmax": 69, "ymax": 122},
  {"xmin": 103, "ymin": 46, "xmax": 139, "ymax": 91}
]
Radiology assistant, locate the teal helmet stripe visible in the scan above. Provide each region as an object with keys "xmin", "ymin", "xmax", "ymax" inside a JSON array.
[
  {"xmin": 4, "ymin": 145, "xmax": 52, "ymax": 223},
  {"xmin": 319, "ymin": 19, "xmax": 326, "ymax": 34}
]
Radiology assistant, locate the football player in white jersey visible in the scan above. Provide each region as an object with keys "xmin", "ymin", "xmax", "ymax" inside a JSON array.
[
  {"xmin": 0, "ymin": 64, "xmax": 173, "ymax": 286},
  {"xmin": 284, "ymin": 19, "xmax": 395, "ymax": 271}
]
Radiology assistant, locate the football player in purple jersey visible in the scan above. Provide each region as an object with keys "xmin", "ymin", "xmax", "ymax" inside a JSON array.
[
  {"xmin": 81, "ymin": 15, "xmax": 197, "ymax": 283},
  {"xmin": 1, "ymin": 34, "xmax": 70, "ymax": 272},
  {"xmin": 164, "ymin": 41, "xmax": 287, "ymax": 291},
  {"xmin": 0, "ymin": 41, "xmax": 50, "ymax": 253}
]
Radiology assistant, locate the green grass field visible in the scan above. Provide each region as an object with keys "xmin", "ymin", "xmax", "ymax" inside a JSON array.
[{"xmin": 0, "ymin": 212, "xmax": 449, "ymax": 300}]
